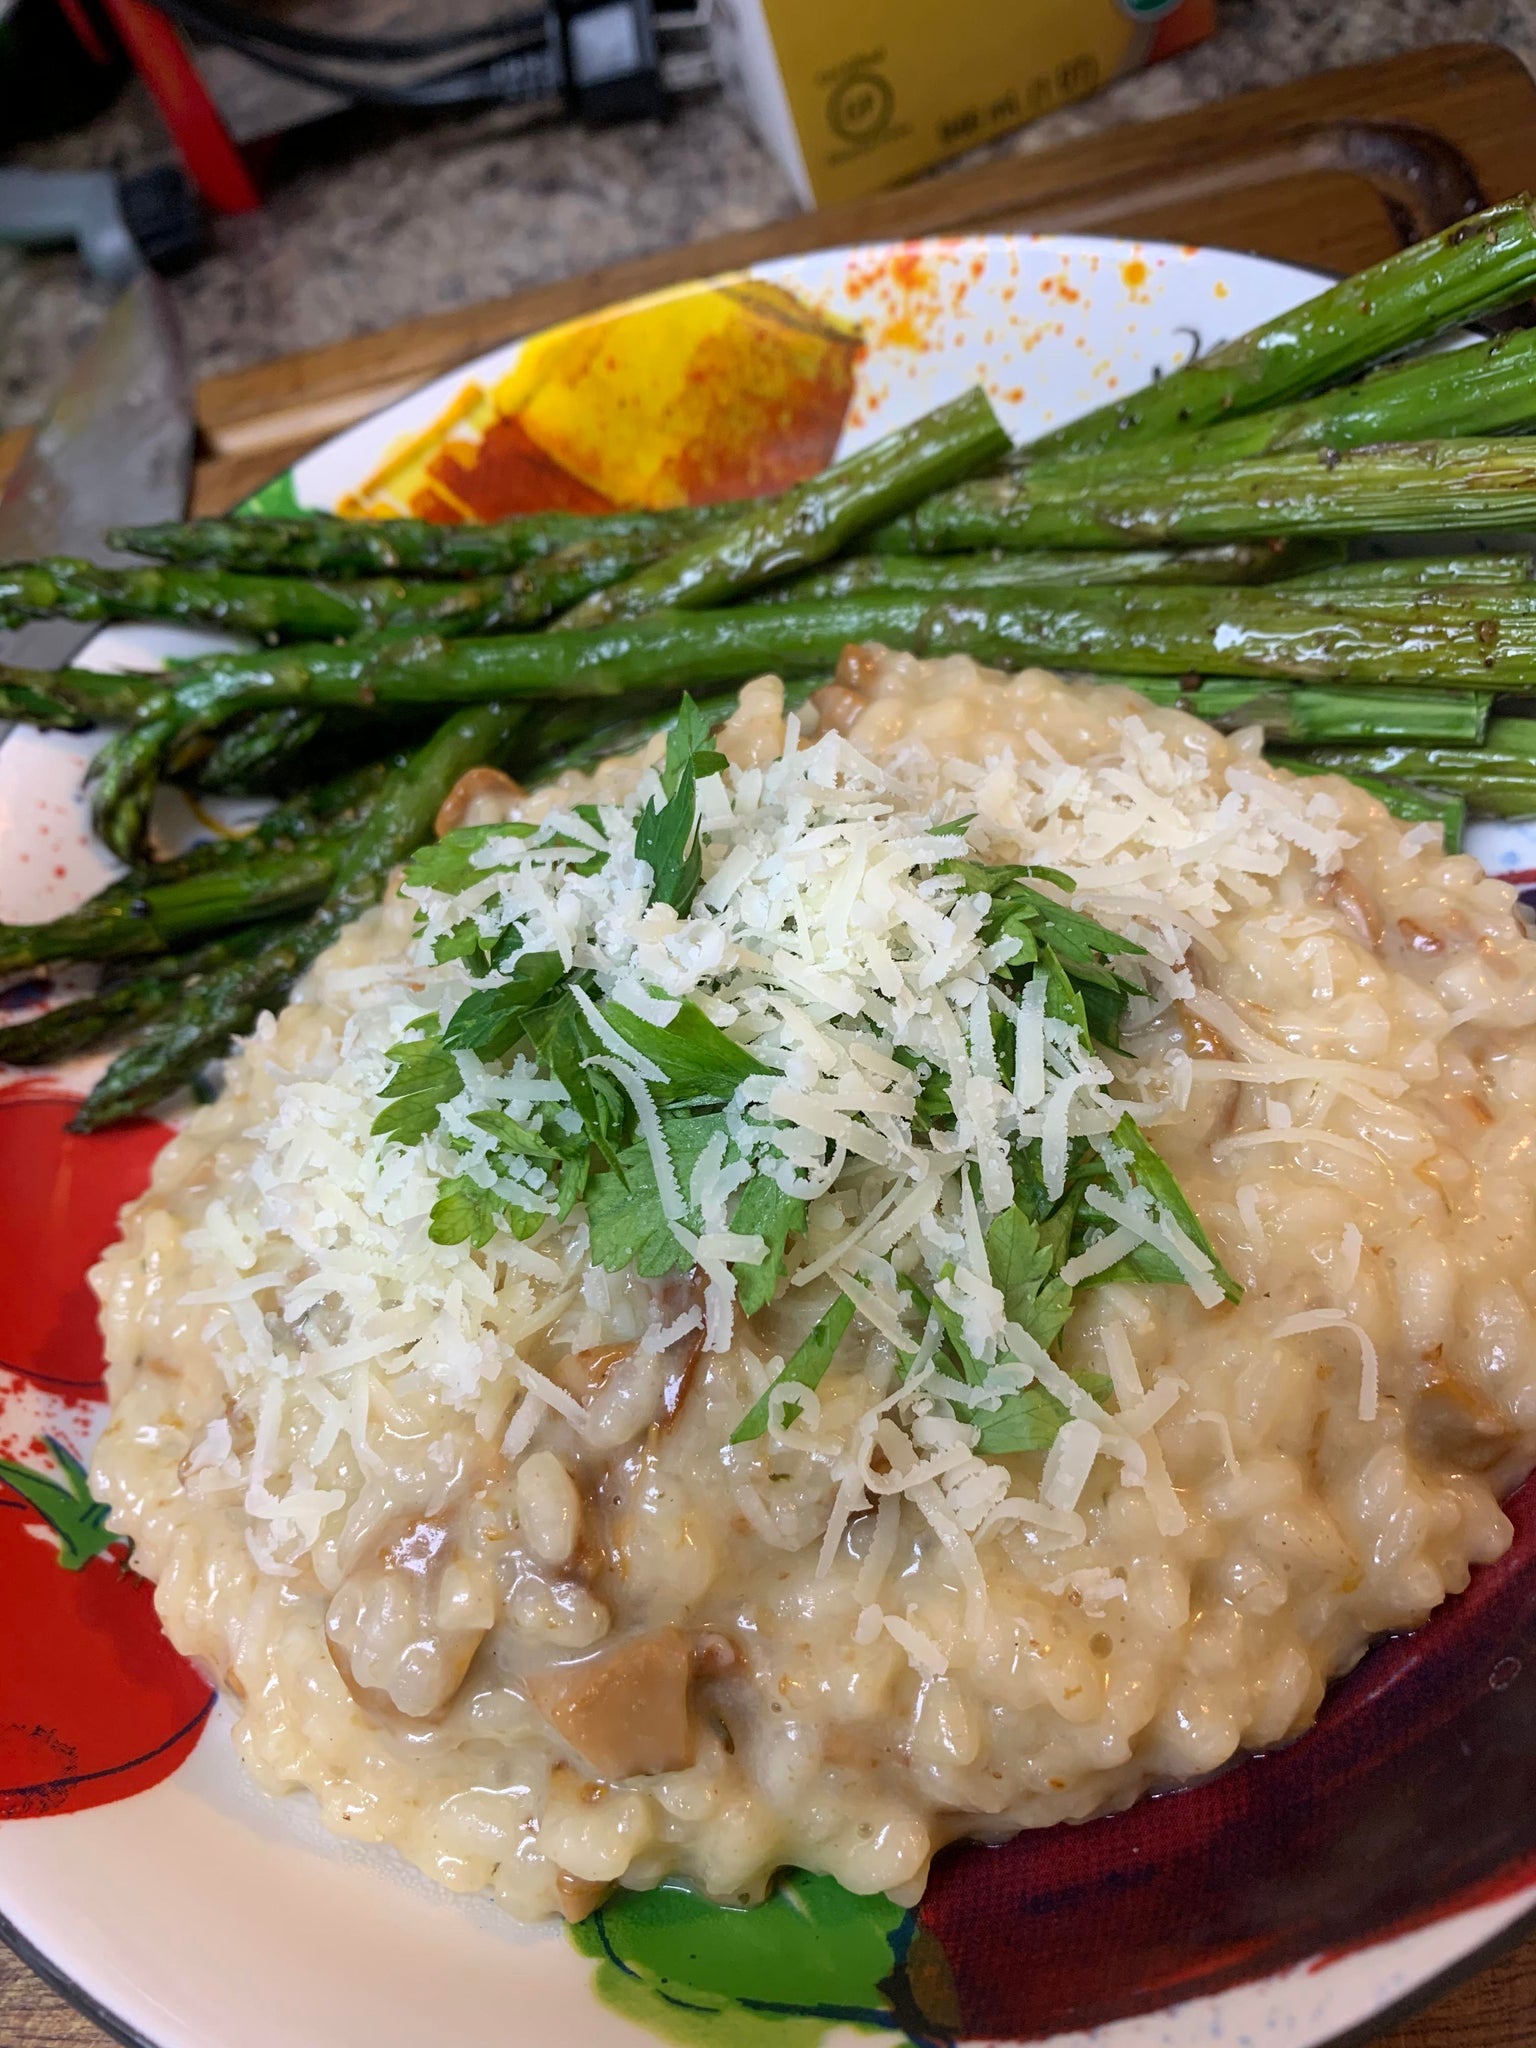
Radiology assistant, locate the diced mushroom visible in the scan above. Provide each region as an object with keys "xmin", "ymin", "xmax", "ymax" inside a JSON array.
[
  {"xmin": 548, "ymin": 1272, "xmax": 705, "ymax": 1445},
  {"xmin": 1165, "ymin": 1002, "xmax": 1238, "ymax": 1137},
  {"xmin": 1397, "ymin": 917, "xmax": 1445, "ymax": 957},
  {"xmin": 808, "ymin": 683, "xmax": 870, "ymax": 738},
  {"xmin": 693, "ymin": 1629, "xmax": 739, "ymax": 1677},
  {"xmin": 553, "ymin": 1344, "xmax": 634, "ymax": 1403},
  {"xmin": 434, "ymin": 766, "xmax": 524, "ymax": 837},
  {"xmin": 1460, "ymin": 1090, "xmax": 1496, "ymax": 1130},
  {"xmin": 556, "ymin": 1872, "xmax": 613, "ymax": 1922},
  {"xmin": 656, "ymin": 1268, "xmax": 707, "ymax": 1427},
  {"xmin": 526, "ymin": 1627, "xmax": 695, "ymax": 1776},
  {"xmin": 325, "ymin": 1510, "xmax": 493, "ymax": 1719},
  {"xmin": 1410, "ymin": 1373, "xmax": 1519, "ymax": 1473},
  {"xmin": 834, "ymin": 641, "xmax": 886, "ymax": 694},
  {"xmin": 1172, "ymin": 1000, "xmax": 1231, "ymax": 1060},
  {"xmin": 1325, "ymin": 868, "xmax": 1385, "ymax": 950}
]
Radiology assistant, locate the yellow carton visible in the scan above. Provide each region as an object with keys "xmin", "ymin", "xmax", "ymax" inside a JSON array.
[{"xmin": 710, "ymin": 0, "xmax": 1216, "ymax": 207}]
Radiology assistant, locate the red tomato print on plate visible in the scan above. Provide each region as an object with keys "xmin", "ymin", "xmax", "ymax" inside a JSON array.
[
  {"xmin": 0, "ymin": 1438, "xmax": 213, "ymax": 1818},
  {"xmin": 0, "ymin": 1084, "xmax": 171, "ymax": 1390},
  {"xmin": 0, "ymin": 1085, "xmax": 213, "ymax": 1817}
]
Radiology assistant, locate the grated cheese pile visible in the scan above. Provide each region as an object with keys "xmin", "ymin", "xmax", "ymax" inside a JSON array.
[{"xmin": 170, "ymin": 685, "xmax": 1368, "ymax": 1589}]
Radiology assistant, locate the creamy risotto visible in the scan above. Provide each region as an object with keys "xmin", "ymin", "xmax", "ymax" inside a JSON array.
[{"xmin": 92, "ymin": 654, "xmax": 1536, "ymax": 1921}]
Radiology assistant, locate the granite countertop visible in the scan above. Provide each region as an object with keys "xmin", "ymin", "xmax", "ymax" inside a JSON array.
[
  {"xmin": 5, "ymin": 0, "xmax": 1536, "ymax": 427},
  {"xmin": 4, "ymin": 0, "xmax": 1536, "ymax": 430}
]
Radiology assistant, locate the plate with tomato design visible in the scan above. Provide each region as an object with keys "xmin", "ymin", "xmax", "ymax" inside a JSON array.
[{"xmin": 1, "ymin": 232, "xmax": 1533, "ymax": 2048}]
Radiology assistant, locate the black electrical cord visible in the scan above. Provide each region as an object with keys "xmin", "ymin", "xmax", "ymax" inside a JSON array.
[
  {"xmin": 139, "ymin": 0, "xmax": 673, "ymax": 123},
  {"xmin": 146, "ymin": 0, "xmax": 546, "ymax": 64},
  {"xmin": 145, "ymin": 0, "xmax": 556, "ymax": 107}
]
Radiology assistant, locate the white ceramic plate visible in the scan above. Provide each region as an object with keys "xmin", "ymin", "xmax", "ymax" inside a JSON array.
[{"xmin": 2, "ymin": 234, "xmax": 1532, "ymax": 2048}]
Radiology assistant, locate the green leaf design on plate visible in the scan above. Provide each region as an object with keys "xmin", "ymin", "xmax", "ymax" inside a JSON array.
[
  {"xmin": 0, "ymin": 1436, "xmax": 125, "ymax": 1570},
  {"xmin": 236, "ymin": 471, "xmax": 304, "ymax": 518},
  {"xmin": 568, "ymin": 1871, "xmax": 957, "ymax": 2047}
]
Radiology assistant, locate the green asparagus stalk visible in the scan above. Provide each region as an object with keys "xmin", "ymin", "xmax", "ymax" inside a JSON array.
[
  {"xmin": 1485, "ymin": 715, "xmax": 1536, "ymax": 758},
  {"xmin": 56, "ymin": 609, "xmax": 917, "ymax": 852},
  {"xmin": 70, "ymin": 610, "xmax": 880, "ymax": 763},
  {"xmin": 871, "ymin": 439, "xmax": 1536, "ymax": 553},
  {"xmin": 1082, "ymin": 674, "xmax": 1492, "ymax": 744},
  {"xmin": 899, "ymin": 587, "xmax": 1536, "ymax": 690},
  {"xmin": 0, "ymin": 922, "xmax": 294, "ymax": 1066},
  {"xmin": 0, "ymin": 757, "xmax": 391, "ymax": 1040},
  {"xmin": 108, "ymin": 759, "xmax": 391, "ymax": 899},
  {"xmin": 101, "ymin": 584, "xmax": 1536, "ymax": 714},
  {"xmin": 1026, "ymin": 198, "xmax": 1536, "ymax": 458},
  {"xmin": 1280, "ymin": 758, "xmax": 1468, "ymax": 846},
  {"xmin": 85, "ymin": 633, "xmax": 430, "ymax": 855},
  {"xmin": 0, "ymin": 558, "xmax": 426, "ymax": 638},
  {"xmin": 25, "ymin": 761, "xmax": 391, "ymax": 950},
  {"xmin": 1284, "ymin": 746, "xmax": 1536, "ymax": 810},
  {"xmin": 196, "ymin": 708, "xmax": 330, "ymax": 790},
  {"xmin": 765, "ymin": 538, "xmax": 1344, "ymax": 603},
  {"xmin": 1012, "ymin": 328, "xmax": 1536, "ymax": 476},
  {"xmin": 1283, "ymin": 717, "xmax": 1536, "ymax": 815},
  {"xmin": 110, "ymin": 504, "xmax": 744, "ymax": 579},
  {"xmin": 0, "ymin": 665, "xmax": 168, "ymax": 729},
  {"xmin": 87, "ymin": 706, "xmax": 182, "ymax": 863},
  {"xmin": 502, "ymin": 535, "xmax": 713, "ymax": 626},
  {"xmin": 0, "ymin": 678, "xmax": 93, "ymax": 731},
  {"xmin": 0, "ymin": 532, "xmax": 686, "ymax": 642},
  {"xmin": 64, "ymin": 580, "xmax": 1536, "ymax": 858},
  {"xmin": 559, "ymin": 388, "xmax": 1010, "ymax": 626},
  {"xmin": 0, "ymin": 834, "xmax": 349, "ymax": 975},
  {"xmin": 1285, "ymin": 552, "xmax": 1536, "ymax": 594},
  {"xmin": 71, "ymin": 700, "xmax": 525, "ymax": 1130}
]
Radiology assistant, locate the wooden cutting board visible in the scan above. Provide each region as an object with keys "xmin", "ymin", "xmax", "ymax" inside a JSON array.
[
  {"xmin": 2, "ymin": 39, "xmax": 1534, "ymax": 514},
  {"xmin": 185, "ymin": 38, "xmax": 1536, "ymax": 513}
]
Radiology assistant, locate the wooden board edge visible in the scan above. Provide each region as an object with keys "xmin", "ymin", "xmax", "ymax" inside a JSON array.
[{"xmin": 194, "ymin": 40, "xmax": 1535, "ymax": 461}]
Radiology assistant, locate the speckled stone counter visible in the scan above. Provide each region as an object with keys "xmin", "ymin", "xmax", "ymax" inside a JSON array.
[{"xmin": 2, "ymin": 0, "xmax": 1535, "ymax": 428}]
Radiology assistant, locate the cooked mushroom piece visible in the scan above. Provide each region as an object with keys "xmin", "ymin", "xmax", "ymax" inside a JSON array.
[
  {"xmin": 808, "ymin": 682, "xmax": 870, "ymax": 738},
  {"xmin": 556, "ymin": 1872, "xmax": 613, "ymax": 1923},
  {"xmin": 549, "ymin": 1272, "xmax": 707, "ymax": 1447},
  {"xmin": 325, "ymin": 1511, "xmax": 493, "ymax": 1719},
  {"xmin": 1325, "ymin": 868, "xmax": 1385, "ymax": 950},
  {"xmin": 1397, "ymin": 917, "xmax": 1446, "ymax": 957},
  {"xmin": 526, "ymin": 1627, "xmax": 695, "ymax": 1776},
  {"xmin": 434, "ymin": 765, "xmax": 524, "ymax": 837},
  {"xmin": 1409, "ymin": 1374, "xmax": 1520, "ymax": 1473},
  {"xmin": 656, "ymin": 1268, "xmax": 707, "ymax": 1427}
]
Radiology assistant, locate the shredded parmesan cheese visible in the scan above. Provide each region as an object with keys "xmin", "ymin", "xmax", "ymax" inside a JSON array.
[
  {"xmin": 159, "ymin": 674, "xmax": 1375, "ymax": 1577},
  {"xmin": 1272, "ymin": 1308, "xmax": 1381, "ymax": 1422}
]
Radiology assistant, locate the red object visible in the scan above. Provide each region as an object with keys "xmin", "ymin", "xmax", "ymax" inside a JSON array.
[
  {"xmin": 54, "ymin": 0, "xmax": 117, "ymax": 68},
  {"xmin": 425, "ymin": 417, "xmax": 620, "ymax": 523},
  {"xmin": 918, "ymin": 1467, "xmax": 1536, "ymax": 2039},
  {"xmin": 0, "ymin": 1085, "xmax": 172, "ymax": 1390},
  {"xmin": 0, "ymin": 1475, "xmax": 213, "ymax": 1820},
  {"xmin": 0, "ymin": 1086, "xmax": 212, "ymax": 1819},
  {"xmin": 1148, "ymin": 0, "xmax": 1218, "ymax": 64},
  {"xmin": 96, "ymin": 0, "xmax": 261, "ymax": 214}
]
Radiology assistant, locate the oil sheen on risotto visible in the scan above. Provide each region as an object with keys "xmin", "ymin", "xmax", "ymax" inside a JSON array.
[{"xmin": 92, "ymin": 654, "xmax": 1536, "ymax": 1921}]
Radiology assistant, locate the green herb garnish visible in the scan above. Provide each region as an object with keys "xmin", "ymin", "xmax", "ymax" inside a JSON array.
[
  {"xmin": 371, "ymin": 1017, "xmax": 464, "ymax": 1143},
  {"xmin": 586, "ymin": 1110, "xmax": 805, "ymax": 1309},
  {"xmin": 730, "ymin": 1294, "xmax": 857, "ymax": 1444},
  {"xmin": 633, "ymin": 694, "xmax": 721, "ymax": 915},
  {"xmin": 606, "ymin": 997, "xmax": 771, "ymax": 1100}
]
